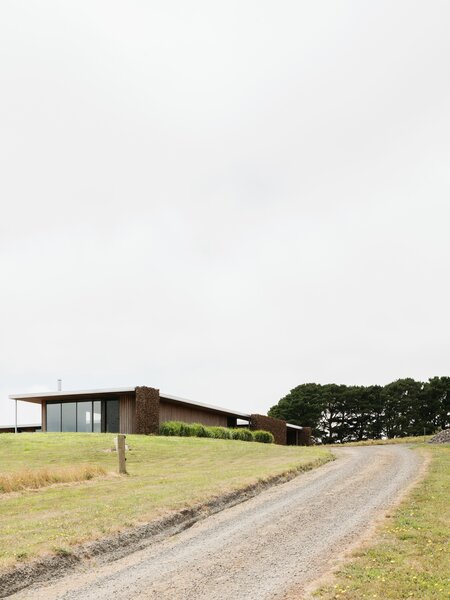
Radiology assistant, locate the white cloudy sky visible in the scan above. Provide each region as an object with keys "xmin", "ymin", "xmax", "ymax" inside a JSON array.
[{"xmin": 1, "ymin": 1, "xmax": 449, "ymax": 426}]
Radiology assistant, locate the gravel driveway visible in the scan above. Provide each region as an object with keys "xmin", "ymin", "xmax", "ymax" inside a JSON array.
[{"xmin": 10, "ymin": 445, "xmax": 422, "ymax": 600}]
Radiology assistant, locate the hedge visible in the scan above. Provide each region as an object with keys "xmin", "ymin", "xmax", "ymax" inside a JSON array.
[
  {"xmin": 159, "ymin": 421, "xmax": 274, "ymax": 443},
  {"xmin": 230, "ymin": 428, "xmax": 254, "ymax": 442},
  {"xmin": 252, "ymin": 430, "xmax": 275, "ymax": 444},
  {"xmin": 207, "ymin": 426, "xmax": 232, "ymax": 439}
]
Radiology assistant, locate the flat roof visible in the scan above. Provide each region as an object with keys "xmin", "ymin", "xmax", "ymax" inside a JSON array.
[
  {"xmin": 9, "ymin": 387, "xmax": 135, "ymax": 404},
  {"xmin": 8, "ymin": 388, "xmax": 301, "ymax": 428},
  {"xmin": 8, "ymin": 388, "xmax": 251, "ymax": 419}
]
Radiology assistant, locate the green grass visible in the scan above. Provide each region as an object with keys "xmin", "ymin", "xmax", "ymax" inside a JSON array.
[
  {"xmin": 325, "ymin": 435, "xmax": 433, "ymax": 447},
  {"xmin": 314, "ymin": 444, "xmax": 450, "ymax": 599},
  {"xmin": 0, "ymin": 433, "xmax": 331, "ymax": 568}
]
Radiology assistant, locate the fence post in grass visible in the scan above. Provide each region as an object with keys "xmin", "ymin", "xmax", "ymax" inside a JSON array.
[{"xmin": 117, "ymin": 434, "xmax": 127, "ymax": 475}]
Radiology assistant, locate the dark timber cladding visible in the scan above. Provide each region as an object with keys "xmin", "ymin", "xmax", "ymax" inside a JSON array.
[
  {"xmin": 119, "ymin": 393, "xmax": 136, "ymax": 434},
  {"xmin": 160, "ymin": 400, "xmax": 230, "ymax": 427},
  {"xmin": 250, "ymin": 414, "xmax": 287, "ymax": 445}
]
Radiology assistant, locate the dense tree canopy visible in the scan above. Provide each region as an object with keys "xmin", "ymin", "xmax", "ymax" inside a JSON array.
[{"xmin": 268, "ymin": 377, "xmax": 450, "ymax": 443}]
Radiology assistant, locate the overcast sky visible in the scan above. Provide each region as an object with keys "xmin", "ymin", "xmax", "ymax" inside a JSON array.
[{"xmin": 1, "ymin": 1, "xmax": 449, "ymax": 426}]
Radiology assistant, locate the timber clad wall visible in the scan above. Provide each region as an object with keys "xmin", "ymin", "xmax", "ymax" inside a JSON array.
[
  {"xmin": 298, "ymin": 427, "xmax": 312, "ymax": 446},
  {"xmin": 135, "ymin": 386, "xmax": 160, "ymax": 434},
  {"xmin": 250, "ymin": 414, "xmax": 287, "ymax": 445},
  {"xmin": 119, "ymin": 394, "xmax": 136, "ymax": 434},
  {"xmin": 159, "ymin": 401, "xmax": 228, "ymax": 427}
]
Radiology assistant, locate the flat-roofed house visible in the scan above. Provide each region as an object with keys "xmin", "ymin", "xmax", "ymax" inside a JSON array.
[{"xmin": 9, "ymin": 386, "xmax": 311, "ymax": 445}]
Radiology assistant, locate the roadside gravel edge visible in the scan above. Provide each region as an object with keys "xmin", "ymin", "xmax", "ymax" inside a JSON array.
[{"xmin": 302, "ymin": 446, "xmax": 432, "ymax": 599}]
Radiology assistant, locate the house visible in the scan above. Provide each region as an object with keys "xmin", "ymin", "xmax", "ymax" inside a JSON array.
[{"xmin": 8, "ymin": 386, "xmax": 311, "ymax": 445}]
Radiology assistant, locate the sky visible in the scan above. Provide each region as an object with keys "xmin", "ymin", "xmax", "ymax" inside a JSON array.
[{"xmin": 1, "ymin": 1, "xmax": 449, "ymax": 426}]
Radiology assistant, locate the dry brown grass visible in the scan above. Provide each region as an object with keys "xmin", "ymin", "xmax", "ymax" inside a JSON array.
[{"xmin": 0, "ymin": 464, "xmax": 107, "ymax": 493}]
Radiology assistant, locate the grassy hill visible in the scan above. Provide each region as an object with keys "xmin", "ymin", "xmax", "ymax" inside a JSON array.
[{"xmin": 0, "ymin": 433, "xmax": 331, "ymax": 568}]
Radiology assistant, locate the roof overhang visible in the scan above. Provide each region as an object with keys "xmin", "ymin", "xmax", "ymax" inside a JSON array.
[
  {"xmin": 8, "ymin": 388, "xmax": 135, "ymax": 404},
  {"xmin": 8, "ymin": 388, "xmax": 251, "ymax": 419}
]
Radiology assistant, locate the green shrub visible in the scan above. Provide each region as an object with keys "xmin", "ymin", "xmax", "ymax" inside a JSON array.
[
  {"xmin": 252, "ymin": 430, "xmax": 274, "ymax": 444},
  {"xmin": 160, "ymin": 421, "xmax": 212, "ymax": 438},
  {"xmin": 159, "ymin": 422, "xmax": 272, "ymax": 444},
  {"xmin": 208, "ymin": 426, "xmax": 232, "ymax": 439},
  {"xmin": 231, "ymin": 428, "xmax": 254, "ymax": 442},
  {"xmin": 159, "ymin": 421, "xmax": 183, "ymax": 436},
  {"xmin": 186, "ymin": 423, "xmax": 211, "ymax": 438},
  {"xmin": 179, "ymin": 422, "xmax": 193, "ymax": 437}
]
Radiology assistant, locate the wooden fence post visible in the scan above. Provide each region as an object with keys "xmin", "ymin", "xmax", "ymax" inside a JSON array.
[{"xmin": 117, "ymin": 434, "xmax": 127, "ymax": 475}]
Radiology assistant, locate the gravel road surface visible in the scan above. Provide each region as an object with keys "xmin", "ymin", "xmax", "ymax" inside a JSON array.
[{"xmin": 10, "ymin": 445, "xmax": 422, "ymax": 600}]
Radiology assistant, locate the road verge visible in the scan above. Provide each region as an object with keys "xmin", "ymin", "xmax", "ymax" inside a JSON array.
[{"xmin": 311, "ymin": 445, "xmax": 448, "ymax": 599}]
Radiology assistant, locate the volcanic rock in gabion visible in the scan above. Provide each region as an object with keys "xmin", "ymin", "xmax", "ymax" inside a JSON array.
[{"xmin": 428, "ymin": 429, "xmax": 450, "ymax": 444}]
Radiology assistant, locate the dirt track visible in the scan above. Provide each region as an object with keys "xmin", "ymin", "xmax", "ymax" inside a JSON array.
[{"xmin": 10, "ymin": 445, "xmax": 422, "ymax": 600}]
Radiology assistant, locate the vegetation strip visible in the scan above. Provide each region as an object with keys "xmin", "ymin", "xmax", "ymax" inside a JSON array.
[
  {"xmin": 0, "ymin": 453, "xmax": 333, "ymax": 597},
  {"xmin": 327, "ymin": 435, "xmax": 433, "ymax": 447},
  {"xmin": 270, "ymin": 377, "xmax": 449, "ymax": 443},
  {"xmin": 0, "ymin": 465, "xmax": 106, "ymax": 494},
  {"xmin": 313, "ymin": 444, "xmax": 449, "ymax": 599},
  {"xmin": 159, "ymin": 421, "xmax": 275, "ymax": 443}
]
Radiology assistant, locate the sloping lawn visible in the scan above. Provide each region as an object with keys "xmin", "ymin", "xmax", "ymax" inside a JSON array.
[{"xmin": 0, "ymin": 433, "xmax": 331, "ymax": 568}]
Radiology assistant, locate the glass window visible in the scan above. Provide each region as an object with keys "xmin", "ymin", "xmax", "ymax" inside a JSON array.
[
  {"xmin": 46, "ymin": 399, "xmax": 115, "ymax": 433},
  {"xmin": 106, "ymin": 400, "xmax": 119, "ymax": 433},
  {"xmin": 61, "ymin": 402, "xmax": 77, "ymax": 432},
  {"xmin": 77, "ymin": 402, "xmax": 92, "ymax": 433},
  {"xmin": 47, "ymin": 403, "xmax": 61, "ymax": 432},
  {"xmin": 93, "ymin": 401, "xmax": 102, "ymax": 433}
]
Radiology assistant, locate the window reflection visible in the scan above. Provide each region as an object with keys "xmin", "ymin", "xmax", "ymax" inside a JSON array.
[
  {"xmin": 61, "ymin": 403, "xmax": 77, "ymax": 432},
  {"xmin": 93, "ymin": 401, "xmax": 101, "ymax": 433},
  {"xmin": 47, "ymin": 403, "xmax": 61, "ymax": 432},
  {"xmin": 46, "ymin": 399, "xmax": 119, "ymax": 433},
  {"xmin": 77, "ymin": 402, "xmax": 92, "ymax": 433}
]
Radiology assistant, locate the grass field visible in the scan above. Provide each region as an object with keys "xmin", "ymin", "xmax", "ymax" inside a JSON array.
[
  {"xmin": 0, "ymin": 433, "xmax": 332, "ymax": 569},
  {"xmin": 314, "ymin": 444, "xmax": 449, "ymax": 599}
]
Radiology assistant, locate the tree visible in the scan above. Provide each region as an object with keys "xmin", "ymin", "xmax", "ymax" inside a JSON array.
[
  {"xmin": 381, "ymin": 379, "xmax": 423, "ymax": 437},
  {"xmin": 269, "ymin": 377, "xmax": 447, "ymax": 443},
  {"xmin": 268, "ymin": 383, "xmax": 325, "ymax": 435},
  {"xmin": 422, "ymin": 377, "xmax": 450, "ymax": 432},
  {"xmin": 317, "ymin": 384, "xmax": 349, "ymax": 443}
]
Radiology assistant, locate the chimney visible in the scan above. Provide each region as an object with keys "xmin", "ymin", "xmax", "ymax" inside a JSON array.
[{"xmin": 57, "ymin": 379, "xmax": 62, "ymax": 392}]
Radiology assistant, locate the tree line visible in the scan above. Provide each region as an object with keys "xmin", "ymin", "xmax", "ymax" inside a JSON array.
[{"xmin": 268, "ymin": 377, "xmax": 449, "ymax": 443}]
